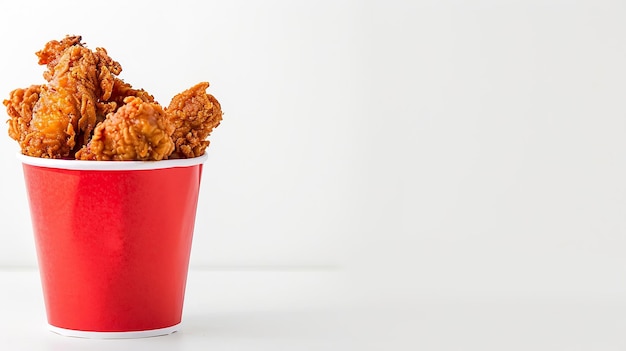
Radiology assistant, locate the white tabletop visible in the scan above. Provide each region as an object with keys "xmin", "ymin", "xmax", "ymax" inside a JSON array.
[
  {"xmin": 0, "ymin": 268, "xmax": 357, "ymax": 350},
  {"xmin": 1, "ymin": 268, "xmax": 624, "ymax": 350}
]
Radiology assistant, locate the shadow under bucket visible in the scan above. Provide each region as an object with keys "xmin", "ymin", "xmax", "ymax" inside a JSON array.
[{"xmin": 18, "ymin": 153, "xmax": 207, "ymax": 338}]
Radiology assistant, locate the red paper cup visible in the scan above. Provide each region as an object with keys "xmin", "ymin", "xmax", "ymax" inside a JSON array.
[{"xmin": 18, "ymin": 153, "xmax": 208, "ymax": 338}]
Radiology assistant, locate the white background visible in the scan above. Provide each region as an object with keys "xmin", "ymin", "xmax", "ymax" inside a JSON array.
[{"xmin": 1, "ymin": 0, "xmax": 626, "ymax": 348}]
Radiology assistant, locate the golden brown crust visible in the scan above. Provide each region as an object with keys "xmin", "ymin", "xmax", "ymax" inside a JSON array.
[
  {"xmin": 4, "ymin": 85, "xmax": 41, "ymax": 145},
  {"xmin": 166, "ymin": 82, "xmax": 222, "ymax": 158},
  {"xmin": 7, "ymin": 36, "xmax": 123, "ymax": 158},
  {"xmin": 76, "ymin": 97, "xmax": 174, "ymax": 161},
  {"xmin": 5, "ymin": 35, "xmax": 222, "ymax": 160},
  {"xmin": 36, "ymin": 35, "xmax": 82, "ymax": 70}
]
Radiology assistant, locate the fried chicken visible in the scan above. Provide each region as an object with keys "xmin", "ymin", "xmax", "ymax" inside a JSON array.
[
  {"xmin": 166, "ymin": 82, "xmax": 222, "ymax": 158},
  {"xmin": 5, "ymin": 35, "xmax": 122, "ymax": 158},
  {"xmin": 36, "ymin": 35, "xmax": 82, "ymax": 72},
  {"xmin": 97, "ymin": 78, "xmax": 155, "ymax": 118},
  {"xmin": 5, "ymin": 35, "xmax": 222, "ymax": 160},
  {"xmin": 5, "ymin": 85, "xmax": 41, "ymax": 147},
  {"xmin": 75, "ymin": 97, "xmax": 174, "ymax": 161}
]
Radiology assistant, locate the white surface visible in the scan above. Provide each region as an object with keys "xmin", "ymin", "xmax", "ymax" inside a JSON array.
[
  {"xmin": 2, "ymin": 269, "xmax": 626, "ymax": 350},
  {"xmin": 0, "ymin": 269, "xmax": 354, "ymax": 350}
]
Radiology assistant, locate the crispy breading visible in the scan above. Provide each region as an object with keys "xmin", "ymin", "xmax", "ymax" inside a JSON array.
[
  {"xmin": 5, "ymin": 85, "xmax": 41, "ymax": 146},
  {"xmin": 76, "ymin": 97, "xmax": 174, "ymax": 161},
  {"xmin": 5, "ymin": 35, "xmax": 222, "ymax": 160},
  {"xmin": 166, "ymin": 82, "xmax": 222, "ymax": 158},
  {"xmin": 5, "ymin": 36, "xmax": 122, "ymax": 158}
]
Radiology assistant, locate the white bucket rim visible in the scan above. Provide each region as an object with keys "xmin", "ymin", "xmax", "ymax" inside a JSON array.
[{"xmin": 17, "ymin": 153, "xmax": 208, "ymax": 171}]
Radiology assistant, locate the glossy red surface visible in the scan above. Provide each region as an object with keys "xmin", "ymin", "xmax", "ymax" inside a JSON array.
[{"xmin": 22, "ymin": 163, "xmax": 203, "ymax": 332}]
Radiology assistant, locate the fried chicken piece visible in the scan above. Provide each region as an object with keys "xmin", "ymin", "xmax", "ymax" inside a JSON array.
[
  {"xmin": 6, "ymin": 36, "xmax": 122, "ymax": 158},
  {"xmin": 4, "ymin": 85, "xmax": 41, "ymax": 147},
  {"xmin": 97, "ymin": 78, "xmax": 155, "ymax": 118},
  {"xmin": 36, "ymin": 35, "xmax": 82, "ymax": 72},
  {"xmin": 76, "ymin": 97, "xmax": 174, "ymax": 161},
  {"xmin": 166, "ymin": 82, "xmax": 222, "ymax": 158},
  {"xmin": 109, "ymin": 78, "xmax": 155, "ymax": 104}
]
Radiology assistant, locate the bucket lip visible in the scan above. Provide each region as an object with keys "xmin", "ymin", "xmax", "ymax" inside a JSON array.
[
  {"xmin": 17, "ymin": 152, "xmax": 208, "ymax": 171},
  {"xmin": 47, "ymin": 323, "xmax": 180, "ymax": 339}
]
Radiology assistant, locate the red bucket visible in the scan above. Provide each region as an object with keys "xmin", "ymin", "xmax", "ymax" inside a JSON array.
[{"xmin": 18, "ymin": 153, "xmax": 207, "ymax": 338}]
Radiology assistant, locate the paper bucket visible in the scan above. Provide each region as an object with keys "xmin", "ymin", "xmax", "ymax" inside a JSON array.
[{"xmin": 18, "ymin": 153, "xmax": 207, "ymax": 338}]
